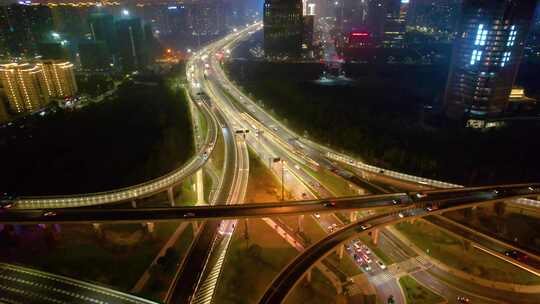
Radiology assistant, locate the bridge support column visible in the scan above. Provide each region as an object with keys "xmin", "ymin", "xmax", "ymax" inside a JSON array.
[
  {"xmin": 338, "ymin": 244, "xmax": 344, "ymax": 260},
  {"xmin": 298, "ymin": 215, "xmax": 304, "ymax": 233},
  {"xmin": 145, "ymin": 222, "xmax": 155, "ymax": 233},
  {"xmin": 192, "ymin": 221, "xmax": 199, "ymax": 236},
  {"xmin": 350, "ymin": 212, "xmax": 357, "ymax": 222},
  {"xmin": 370, "ymin": 228, "xmax": 379, "ymax": 245},
  {"xmin": 131, "ymin": 200, "xmax": 137, "ymax": 208},
  {"xmin": 167, "ymin": 187, "xmax": 175, "ymax": 206},
  {"xmin": 92, "ymin": 223, "xmax": 103, "ymax": 237},
  {"xmin": 306, "ymin": 268, "xmax": 312, "ymax": 283}
]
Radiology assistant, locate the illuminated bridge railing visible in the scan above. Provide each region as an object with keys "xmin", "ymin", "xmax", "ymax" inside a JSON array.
[
  {"xmin": 326, "ymin": 152, "xmax": 540, "ymax": 208},
  {"xmin": 15, "ymin": 156, "xmax": 202, "ymax": 209}
]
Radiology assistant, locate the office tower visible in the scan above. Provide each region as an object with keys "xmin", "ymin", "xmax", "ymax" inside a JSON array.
[
  {"xmin": 444, "ymin": 0, "xmax": 537, "ymax": 121},
  {"xmin": 79, "ymin": 41, "xmax": 112, "ymax": 71},
  {"xmin": 0, "ymin": 3, "xmax": 54, "ymax": 57},
  {"xmin": 307, "ymin": 2, "xmax": 316, "ymax": 16},
  {"xmin": 39, "ymin": 60, "xmax": 78, "ymax": 98},
  {"xmin": 88, "ymin": 13, "xmax": 117, "ymax": 55},
  {"xmin": 303, "ymin": 15, "xmax": 315, "ymax": 53},
  {"xmin": 264, "ymin": 0, "xmax": 303, "ymax": 59},
  {"xmin": 382, "ymin": 0, "xmax": 406, "ymax": 47},
  {"xmin": 115, "ymin": 17, "xmax": 145, "ymax": 71},
  {"xmin": 192, "ymin": 0, "xmax": 225, "ymax": 37},
  {"xmin": 366, "ymin": 0, "xmax": 386, "ymax": 40},
  {"xmin": 0, "ymin": 63, "xmax": 50, "ymax": 113},
  {"xmin": 407, "ymin": 0, "xmax": 460, "ymax": 32},
  {"xmin": 50, "ymin": 5, "xmax": 91, "ymax": 38},
  {"xmin": 336, "ymin": 0, "xmax": 368, "ymax": 33}
]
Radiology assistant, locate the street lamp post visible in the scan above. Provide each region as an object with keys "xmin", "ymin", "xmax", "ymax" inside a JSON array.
[
  {"xmin": 281, "ymin": 160, "xmax": 285, "ymax": 201},
  {"xmin": 271, "ymin": 157, "xmax": 286, "ymax": 201}
]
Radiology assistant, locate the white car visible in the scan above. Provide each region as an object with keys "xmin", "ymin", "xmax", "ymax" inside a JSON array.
[
  {"xmin": 377, "ymin": 260, "xmax": 386, "ymax": 270},
  {"xmin": 314, "ymin": 213, "xmax": 321, "ymax": 219},
  {"xmin": 360, "ymin": 224, "xmax": 372, "ymax": 230}
]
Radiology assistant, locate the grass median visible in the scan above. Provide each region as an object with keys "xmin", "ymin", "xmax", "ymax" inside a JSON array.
[
  {"xmin": 395, "ymin": 220, "xmax": 540, "ymax": 285},
  {"xmin": 399, "ymin": 275, "xmax": 445, "ymax": 304}
]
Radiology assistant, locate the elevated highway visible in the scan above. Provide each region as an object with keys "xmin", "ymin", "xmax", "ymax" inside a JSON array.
[
  {"xmin": 258, "ymin": 184, "xmax": 540, "ymax": 304},
  {"xmin": 0, "ymin": 184, "xmax": 536, "ymax": 224},
  {"xmin": 0, "ymin": 263, "xmax": 158, "ymax": 304}
]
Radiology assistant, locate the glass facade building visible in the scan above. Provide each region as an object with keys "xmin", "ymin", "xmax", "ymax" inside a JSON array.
[{"xmin": 444, "ymin": 0, "xmax": 537, "ymax": 120}]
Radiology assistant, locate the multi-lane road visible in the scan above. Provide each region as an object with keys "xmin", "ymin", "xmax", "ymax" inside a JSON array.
[
  {"xmin": 258, "ymin": 187, "xmax": 538, "ymax": 304},
  {"xmin": 0, "ymin": 263, "xmax": 158, "ymax": 304}
]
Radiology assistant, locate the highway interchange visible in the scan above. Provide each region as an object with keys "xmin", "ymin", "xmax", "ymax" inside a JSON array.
[{"xmin": 1, "ymin": 23, "xmax": 540, "ymax": 304}]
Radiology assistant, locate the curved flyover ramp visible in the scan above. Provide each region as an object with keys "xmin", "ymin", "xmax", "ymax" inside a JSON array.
[
  {"xmin": 13, "ymin": 101, "xmax": 219, "ymax": 210},
  {"xmin": 258, "ymin": 184, "xmax": 540, "ymax": 304}
]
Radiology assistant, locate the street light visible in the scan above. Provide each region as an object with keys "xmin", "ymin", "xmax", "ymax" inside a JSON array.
[{"xmin": 272, "ymin": 157, "xmax": 286, "ymax": 201}]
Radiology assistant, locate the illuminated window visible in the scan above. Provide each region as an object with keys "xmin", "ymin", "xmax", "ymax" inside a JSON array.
[
  {"xmin": 474, "ymin": 24, "xmax": 488, "ymax": 46},
  {"xmin": 501, "ymin": 51, "xmax": 511, "ymax": 66},
  {"xmin": 470, "ymin": 50, "xmax": 482, "ymax": 65},
  {"xmin": 507, "ymin": 25, "xmax": 517, "ymax": 46}
]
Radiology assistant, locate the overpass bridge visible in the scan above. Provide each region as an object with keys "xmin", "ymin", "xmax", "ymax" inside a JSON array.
[
  {"xmin": 2, "ymin": 184, "xmax": 538, "ymax": 224},
  {"xmin": 0, "ymin": 263, "xmax": 158, "ymax": 304},
  {"xmin": 0, "ymin": 184, "xmax": 538, "ymax": 304},
  {"xmin": 258, "ymin": 184, "xmax": 540, "ymax": 304}
]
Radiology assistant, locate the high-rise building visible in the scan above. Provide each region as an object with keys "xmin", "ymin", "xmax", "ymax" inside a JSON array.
[
  {"xmin": 115, "ymin": 17, "xmax": 146, "ymax": 71},
  {"xmin": 78, "ymin": 41, "xmax": 112, "ymax": 71},
  {"xmin": 0, "ymin": 4, "xmax": 54, "ymax": 58},
  {"xmin": 444, "ymin": 0, "xmax": 537, "ymax": 121},
  {"xmin": 0, "ymin": 63, "xmax": 50, "ymax": 113},
  {"xmin": 336, "ymin": 0, "xmax": 368, "ymax": 33},
  {"xmin": 407, "ymin": 0, "xmax": 460, "ymax": 33},
  {"xmin": 88, "ymin": 13, "xmax": 117, "ymax": 56},
  {"xmin": 366, "ymin": 0, "xmax": 386, "ymax": 40},
  {"xmin": 382, "ymin": 0, "xmax": 406, "ymax": 47},
  {"xmin": 264, "ymin": 0, "xmax": 304, "ymax": 59},
  {"xmin": 302, "ymin": 15, "xmax": 315, "ymax": 55},
  {"xmin": 192, "ymin": 0, "xmax": 225, "ymax": 37},
  {"xmin": 39, "ymin": 60, "xmax": 78, "ymax": 98}
]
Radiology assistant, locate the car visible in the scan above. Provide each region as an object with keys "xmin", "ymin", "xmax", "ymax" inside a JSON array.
[
  {"xmin": 415, "ymin": 192, "xmax": 428, "ymax": 199},
  {"xmin": 43, "ymin": 211, "xmax": 57, "ymax": 217},
  {"xmin": 398, "ymin": 212, "xmax": 405, "ymax": 218},
  {"xmin": 324, "ymin": 201, "xmax": 336, "ymax": 207},
  {"xmin": 392, "ymin": 198, "xmax": 402, "ymax": 205},
  {"xmin": 183, "ymin": 212, "xmax": 196, "ymax": 218},
  {"xmin": 362, "ymin": 264, "xmax": 372, "ymax": 272},
  {"xmin": 377, "ymin": 260, "xmax": 386, "ymax": 270},
  {"xmin": 363, "ymin": 254, "xmax": 372, "ymax": 263},
  {"xmin": 505, "ymin": 250, "xmax": 528, "ymax": 261},
  {"xmin": 0, "ymin": 201, "xmax": 13, "ymax": 209},
  {"xmin": 314, "ymin": 213, "xmax": 321, "ymax": 219},
  {"xmin": 457, "ymin": 296, "xmax": 470, "ymax": 303},
  {"xmin": 361, "ymin": 245, "xmax": 371, "ymax": 255},
  {"xmin": 360, "ymin": 224, "xmax": 372, "ymax": 230}
]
